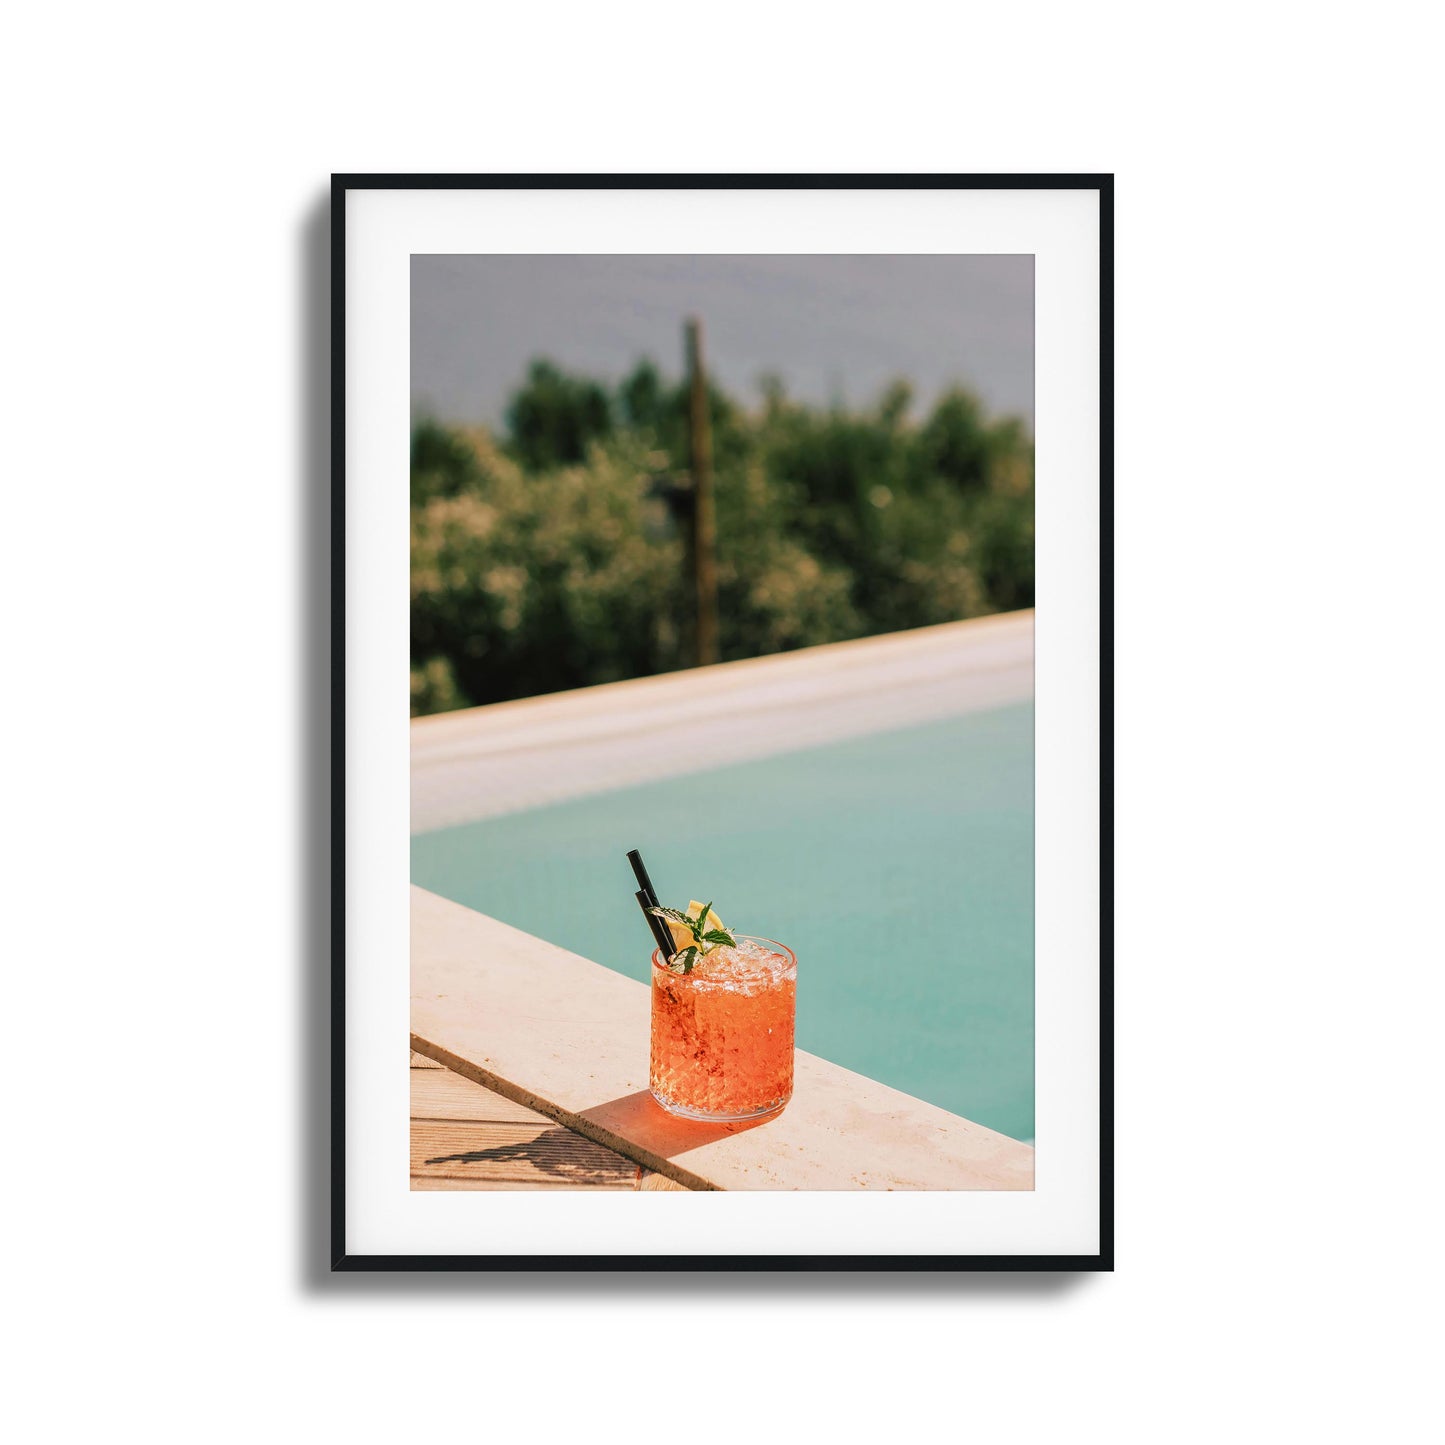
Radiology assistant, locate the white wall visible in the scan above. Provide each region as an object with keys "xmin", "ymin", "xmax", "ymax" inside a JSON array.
[{"xmin": 5, "ymin": 5, "xmax": 1440, "ymax": 1442}]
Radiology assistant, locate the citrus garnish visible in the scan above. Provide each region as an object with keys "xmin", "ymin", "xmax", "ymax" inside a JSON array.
[
  {"xmin": 662, "ymin": 914, "xmax": 697, "ymax": 956},
  {"xmin": 657, "ymin": 900, "xmax": 727, "ymax": 953},
  {"xmin": 648, "ymin": 899, "xmax": 737, "ymax": 973},
  {"xmin": 688, "ymin": 901, "xmax": 726, "ymax": 933}
]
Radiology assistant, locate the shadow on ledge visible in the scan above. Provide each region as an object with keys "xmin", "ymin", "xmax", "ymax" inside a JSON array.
[{"xmin": 579, "ymin": 1090, "xmax": 771, "ymax": 1172}]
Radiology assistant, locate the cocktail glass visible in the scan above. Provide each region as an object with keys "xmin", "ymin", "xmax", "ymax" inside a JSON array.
[{"xmin": 648, "ymin": 935, "xmax": 796, "ymax": 1122}]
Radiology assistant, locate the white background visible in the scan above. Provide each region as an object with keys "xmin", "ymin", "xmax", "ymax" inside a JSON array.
[{"xmin": 5, "ymin": 4, "xmax": 1441, "ymax": 1443}]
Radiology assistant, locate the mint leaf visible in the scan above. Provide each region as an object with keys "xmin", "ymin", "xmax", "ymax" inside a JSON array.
[{"xmin": 652, "ymin": 901, "xmax": 732, "ymax": 966}]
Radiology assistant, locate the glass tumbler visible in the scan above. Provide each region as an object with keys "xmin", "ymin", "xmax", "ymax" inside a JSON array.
[{"xmin": 648, "ymin": 936, "xmax": 796, "ymax": 1122}]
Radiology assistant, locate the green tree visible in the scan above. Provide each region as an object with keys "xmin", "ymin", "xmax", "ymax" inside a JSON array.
[
  {"xmin": 410, "ymin": 364, "xmax": 1034, "ymax": 715},
  {"xmin": 505, "ymin": 360, "xmax": 613, "ymax": 469}
]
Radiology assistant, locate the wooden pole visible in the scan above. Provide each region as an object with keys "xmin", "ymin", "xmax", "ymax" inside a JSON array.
[{"xmin": 685, "ymin": 316, "xmax": 720, "ymax": 666}]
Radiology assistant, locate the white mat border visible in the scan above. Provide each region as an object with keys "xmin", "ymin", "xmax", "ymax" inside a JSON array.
[{"xmin": 346, "ymin": 184, "xmax": 1099, "ymax": 1256}]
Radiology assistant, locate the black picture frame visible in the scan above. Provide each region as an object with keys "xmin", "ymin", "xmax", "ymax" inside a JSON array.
[{"xmin": 331, "ymin": 173, "xmax": 1113, "ymax": 1272}]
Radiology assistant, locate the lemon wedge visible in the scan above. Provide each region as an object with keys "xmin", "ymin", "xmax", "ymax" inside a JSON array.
[
  {"xmin": 661, "ymin": 900, "xmax": 729, "ymax": 956},
  {"xmin": 663, "ymin": 915, "xmax": 696, "ymax": 954},
  {"xmin": 688, "ymin": 901, "xmax": 727, "ymax": 935}
]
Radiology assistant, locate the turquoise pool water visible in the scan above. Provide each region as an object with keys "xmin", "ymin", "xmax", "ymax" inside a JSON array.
[{"xmin": 411, "ymin": 703, "xmax": 1034, "ymax": 1141}]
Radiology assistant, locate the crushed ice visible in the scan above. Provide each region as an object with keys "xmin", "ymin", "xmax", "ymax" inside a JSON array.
[{"xmin": 688, "ymin": 937, "xmax": 797, "ymax": 994}]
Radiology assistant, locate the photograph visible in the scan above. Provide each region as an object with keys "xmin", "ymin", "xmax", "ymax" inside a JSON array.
[{"xmin": 407, "ymin": 252, "xmax": 1040, "ymax": 1195}]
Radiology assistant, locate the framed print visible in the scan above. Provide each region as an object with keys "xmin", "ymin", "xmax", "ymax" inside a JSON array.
[{"xmin": 333, "ymin": 174, "xmax": 1112, "ymax": 1270}]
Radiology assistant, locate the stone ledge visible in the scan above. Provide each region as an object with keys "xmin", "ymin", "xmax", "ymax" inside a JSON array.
[
  {"xmin": 411, "ymin": 885, "xmax": 1035, "ymax": 1192},
  {"xmin": 411, "ymin": 610, "xmax": 1033, "ymax": 831}
]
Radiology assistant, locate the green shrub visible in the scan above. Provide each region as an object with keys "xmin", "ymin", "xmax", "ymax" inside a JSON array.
[{"xmin": 410, "ymin": 365, "xmax": 1032, "ymax": 714}]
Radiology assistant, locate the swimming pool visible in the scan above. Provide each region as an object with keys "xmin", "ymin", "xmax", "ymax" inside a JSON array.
[{"xmin": 411, "ymin": 701, "xmax": 1034, "ymax": 1142}]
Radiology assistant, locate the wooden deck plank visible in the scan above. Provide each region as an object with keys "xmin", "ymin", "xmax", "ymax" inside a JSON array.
[
  {"xmin": 411, "ymin": 1119, "xmax": 638, "ymax": 1189},
  {"xmin": 412, "ymin": 1067, "xmax": 553, "ymax": 1124},
  {"xmin": 411, "ymin": 1176, "xmax": 636, "ymax": 1192},
  {"xmin": 410, "ymin": 1052, "xmax": 670, "ymax": 1191},
  {"xmin": 638, "ymin": 1170, "xmax": 690, "ymax": 1192}
]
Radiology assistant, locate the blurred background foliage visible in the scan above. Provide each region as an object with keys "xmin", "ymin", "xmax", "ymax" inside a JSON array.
[{"xmin": 411, "ymin": 359, "xmax": 1033, "ymax": 715}]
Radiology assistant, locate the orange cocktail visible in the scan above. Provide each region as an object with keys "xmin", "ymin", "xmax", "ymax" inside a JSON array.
[{"xmin": 649, "ymin": 936, "xmax": 796, "ymax": 1122}]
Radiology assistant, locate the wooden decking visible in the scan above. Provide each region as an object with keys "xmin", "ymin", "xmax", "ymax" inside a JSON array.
[{"xmin": 410, "ymin": 1051, "xmax": 688, "ymax": 1191}]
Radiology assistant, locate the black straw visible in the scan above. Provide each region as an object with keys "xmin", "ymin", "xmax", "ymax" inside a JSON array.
[
  {"xmin": 636, "ymin": 889, "xmax": 673, "ymax": 958},
  {"xmin": 628, "ymin": 848, "xmax": 672, "ymax": 959},
  {"xmin": 626, "ymin": 848, "xmax": 659, "ymax": 907}
]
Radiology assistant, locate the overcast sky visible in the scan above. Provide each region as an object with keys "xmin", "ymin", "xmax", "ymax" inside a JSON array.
[{"xmin": 411, "ymin": 254, "xmax": 1034, "ymax": 430}]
